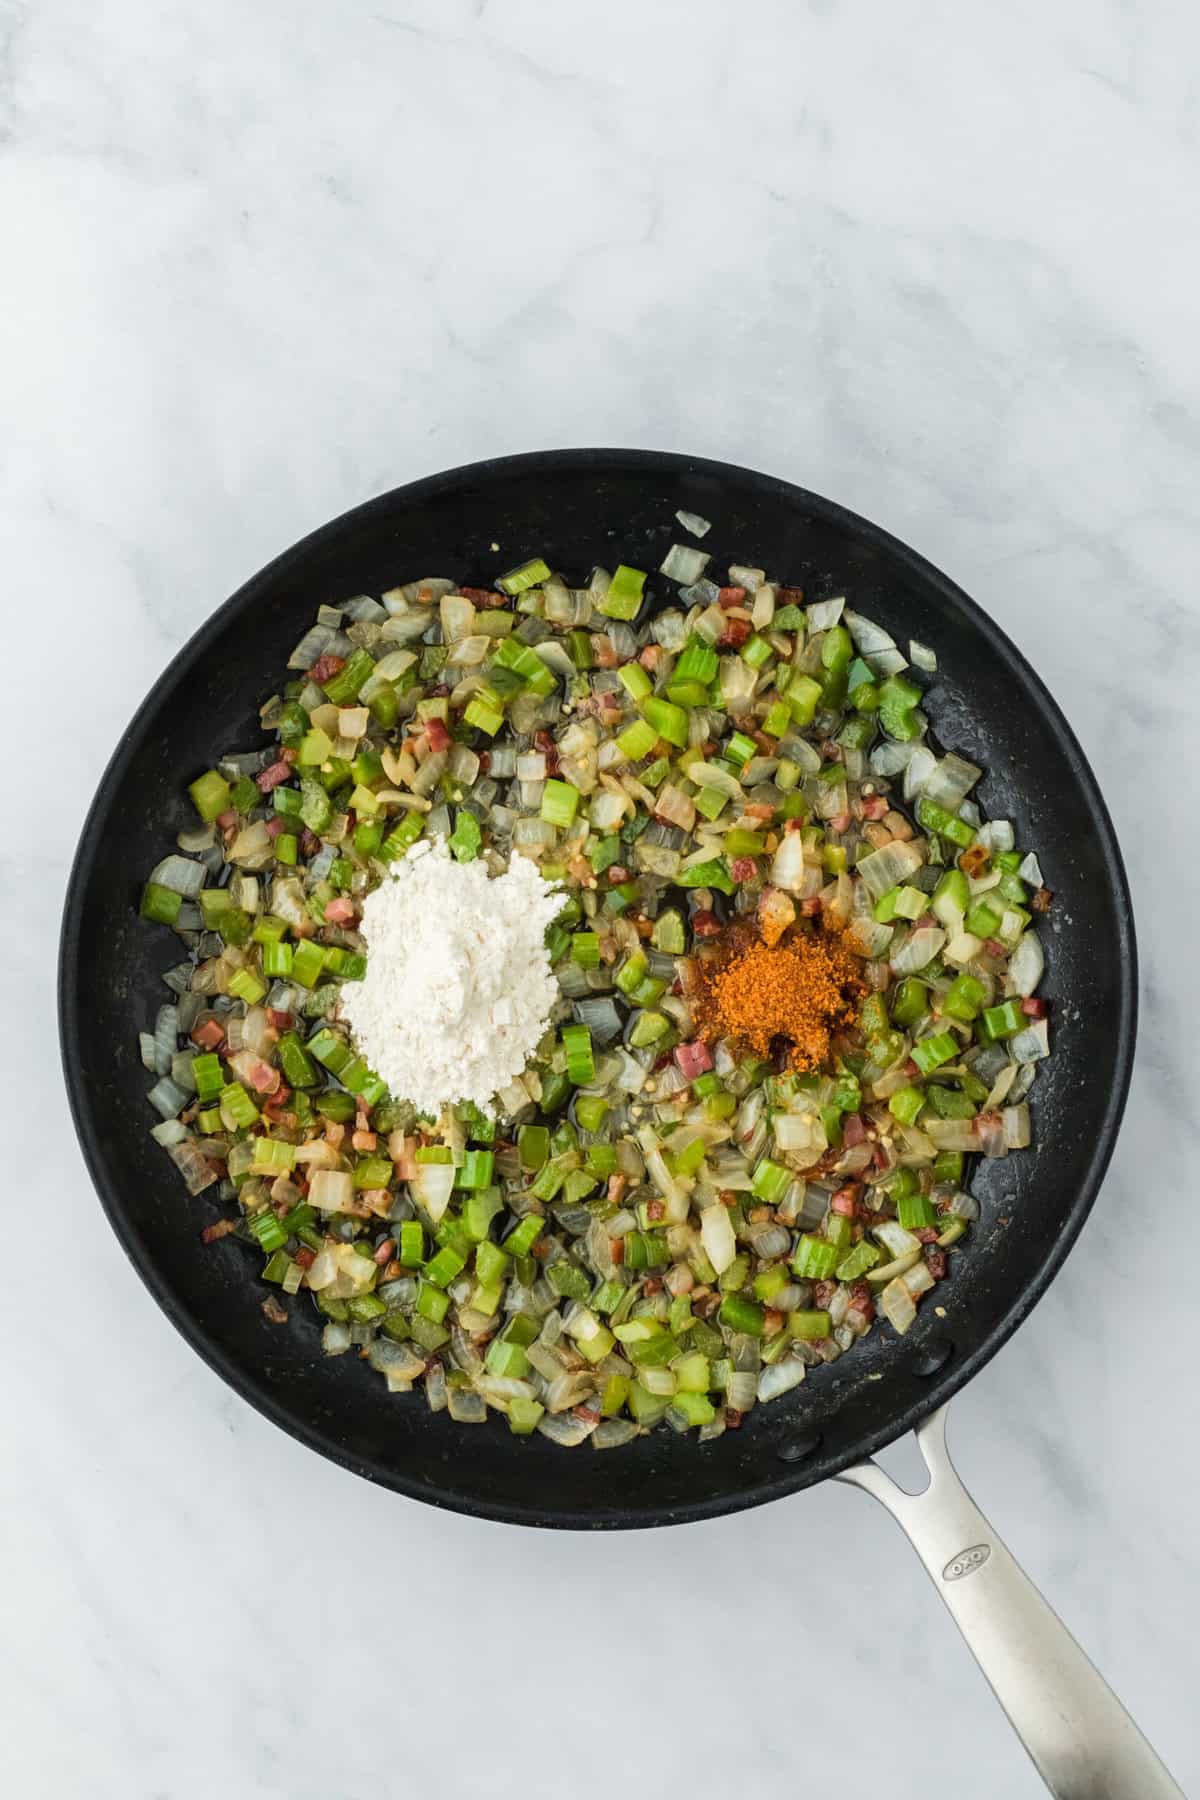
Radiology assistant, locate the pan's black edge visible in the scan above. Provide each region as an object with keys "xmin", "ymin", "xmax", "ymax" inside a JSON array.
[{"xmin": 59, "ymin": 448, "xmax": 1138, "ymax": 1530}]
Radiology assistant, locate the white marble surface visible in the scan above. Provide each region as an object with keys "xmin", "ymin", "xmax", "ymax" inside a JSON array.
[{"xmin": 4, "ymin": 1, "xmax": 1198, "ymax": 1794}]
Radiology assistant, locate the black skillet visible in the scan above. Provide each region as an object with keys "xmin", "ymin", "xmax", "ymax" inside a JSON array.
[{"xmin": 59, "ymin": 452, "xmax": 1179, "ymax": 1798}]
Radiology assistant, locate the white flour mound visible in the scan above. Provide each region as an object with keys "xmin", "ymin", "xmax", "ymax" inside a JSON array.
[{"xmin": 341, "ymin": 837, "xmax": 563, "ymax": 1115}]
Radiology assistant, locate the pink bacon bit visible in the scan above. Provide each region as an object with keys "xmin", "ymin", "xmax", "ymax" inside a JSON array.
[
  {"xmin": 860, "ymin": 794, "xmax": 890, "ymax": 821},
  {"xmin": 691, "ymin": 909, "xmax": 722, "ymax": 937},
  {"xmin": 230, "ymin": 1053, "xmax": 281, "ymax": 1096},
  {"xmin": 324, "ymin": 896, "xmax": 356, "ymax": 926},
  {"xmin": 201, "ymin": 1218, "xmax": 238, "ymax": 1244},
  {"xmin": 256, "ymin": 759, "xmax": 294, "ymax": 794},
  {"xmin": 675, "ymin": 1040, "xmax": 713, "ymax": 1082},
  {"xmin": 1021, "ymin": 996, "xmax": 1048, "ymax": 1018},
  {"xmin": 730, "ymin": 856, "xmax": 758, "ymax": 884},
  {"xmin": 842, "ymin": 1112, "xmax": 868, "ymax": 1148},
  {"xmin": 830, "ymin": 1185, "xmax": 860, "ymax": 1217},
  {"xmin": 309, "ymin": 652, "xmax": 345, "ymax": 686},
  {"xmin": 191, "ymin": 1018, "xmax": 226, "ymax": 1052},
  {"xmin": 425, "ymin": 717, "xmax": 451, "ymax": 754}
]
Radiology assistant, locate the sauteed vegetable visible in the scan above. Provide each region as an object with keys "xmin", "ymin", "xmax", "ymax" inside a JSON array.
[{"xmin": 136, "ymin": 534, "xmax": 1052, "ymax": 1445}]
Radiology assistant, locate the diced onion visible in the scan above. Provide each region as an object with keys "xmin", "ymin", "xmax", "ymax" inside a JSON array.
[
  {"xmin": 660, "ymin": 544, "xmax": 711, "ymax": 584},
  {"xmin": 1006, "ymin": 931, "xmax": 1044, "ymax": 997}
]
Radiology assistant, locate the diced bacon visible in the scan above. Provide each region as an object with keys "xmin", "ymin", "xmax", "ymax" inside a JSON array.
[
  {"xmin": 324, "ymin": 896, "xmax": 356, "ymax": 925},
  {"xmin": 425, "ymin": 717, "xmax": 451, "ymax": 753},
  {"xmin": 1032, "ymin": 886, "xmax": 1054, "ymax": 913},
  {"xmin": 675, "ymin": 1040, "xmax": 713, "ymax": 1082},
  {"xmin": 267, "ymin": 1009, "xmax": 293, "ymax": 1030},
  {"xmin": 300, "ymin": 828, "xmax": 320, "ymax": 857},
  {"xmin": 958, "ymin": 843, "xmax": 991, "ymax": 879},
  {"xmin": 861, "ymin": 794, "xmax": 890, "ymax": 821},
  {"xmin": 457, "ymin": 587, "xmax": 506, "ymax": 605},
  {"xmin": 717, "ymin": 617, "xmax": 752, "ymax": 649},
  {"xmin": 294, "ymin": 1245, "xmax": 317, "ymax": 1271},
  {"xmin": 351, "ymin": 1129, "xmax": 377, "ymax": 1152},
  {"xmin": 191, "ymin": 1018, "xmax": 226, "ymax": 1051},
  {"xmin": 388, "ymin": 1132, "xmax": 418, "ymax": 1179},
  {"xmin": 256, "ymin": 759, "xmax": 294, "ymax": 794},
  {"xmin": 718, "ymin": 586, "xmax": 747, "ymax": 609},
  {"xmin": 985, "ymin": 938, "xmax": 1006, "ymax": 957},
  {"xmin": 800, "ymin": 896, "xmax": 823, "ymax": 916},
  {"xmin": 744, "ymin": 803, "xmax": 775, "ymax": 820},
  {"xmin": 924, "ymin": 1246, "xmax": 948, "ymax": 1280},
  {"xmin": 1021, "ymin": 996, "xmax": 1048, "ymax": 1018},
  {"xmin": 691, "ymin": 909, "xmax": 722, "ymax": 937},
  {"xmin": 201, "ymin": 1218, "xmax": 238, "ymax": 1244},
  {"xmin": 230, "ymin": 1053, "xmax": 280, "ymax": 1095},
  {"xmin": 265, "ymin": 816, "xmax": 287, "ymax": 838},
  {"xmin": 830, "ymin": 1185, "xmax": 860, "ymax": 1217},
  {"xmin": 842, "ymin": 1112, "xmax": 868, "ymax": 1148},
  {"xmin": 263, "ymin": 1082, "xmax": 293, "ymax": 1112},
  {"xmin": 309, "ymin": 653, "xmax": 346, "ymax": 685},
  {"xmin": 216, "ymin": 808, "xmax": 238, "ymax": 829},
  {"xmin": 373, "ymin": 1239, "xmax": 396, "ymax": 1266},
  {"xmin": 730, "ymin": 856, "xmax": 758, "ymax": 883}
]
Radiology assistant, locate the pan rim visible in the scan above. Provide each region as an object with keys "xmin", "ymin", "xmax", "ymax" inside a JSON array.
[{"xmin": 58, "ymin": 448, "xmax": 1137, "ymax": 1529}]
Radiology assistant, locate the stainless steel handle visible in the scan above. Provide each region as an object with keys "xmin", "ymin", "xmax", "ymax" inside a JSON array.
[{"xmin": 838, "ymin": 1405, "xmax": 1184, "ymax": 1799}]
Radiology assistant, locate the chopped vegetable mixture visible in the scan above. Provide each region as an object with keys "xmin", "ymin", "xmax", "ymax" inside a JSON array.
[{"xmin": 137, "ymin": 539, "xmax": 1052, "ymax": 1447}]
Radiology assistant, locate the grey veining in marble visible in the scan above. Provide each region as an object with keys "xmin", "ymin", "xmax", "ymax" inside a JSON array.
[{"xmin": 4, "ymin": 2, "xmax": 1198, "ymax": 1795}]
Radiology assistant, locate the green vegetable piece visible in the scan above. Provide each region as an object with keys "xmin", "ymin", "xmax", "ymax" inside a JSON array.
[
  {"xmin": 449, "ymin": 809, "xmax": 482, "ymax": 863},
  {"xmin": 188, "ymin": 769, "xmax": 231, "ymax": 822},
  {"xmin": 791, "ymin": 1235, "xmax": 841, "ymax": 1280},
  {"xmin": 598, "ymin": 564, "xmax": 647, "ymax": 620},
  {"xmin": 140, "ymin": 883, "xmax": 183, "ymax": 926},
  {"xmin": 888, "ymin": 1084, "xmax": 926, "ymax": 1126}
]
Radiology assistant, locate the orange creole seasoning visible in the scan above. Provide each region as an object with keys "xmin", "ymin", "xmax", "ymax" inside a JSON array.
[{"xmin": 694, "ymin": 921, "xmax": 865, "ymax": 1072}]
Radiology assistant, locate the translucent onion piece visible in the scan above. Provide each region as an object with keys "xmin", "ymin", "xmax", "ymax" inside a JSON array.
[
  {"xmin": 1007, "ymin": 931, "xmax": 1044, "ymax": 997},
  {"xmin": 148, "ymin": 855, "xmax": 206, "ymax": 897},
  {"xmin": 660, "ymin": 544, "xmax": 711, "ymax": 584},
  {"xmin": 675, "ymin": 509, "xmax": 711, "ymax": 538},
  {"xmin": 757, "ymin": 1359, "xmax": 806, "ymax": 1403},
  {"xmin": 807, "ymin": 598, "xmax": 845, "ymax": 630}
]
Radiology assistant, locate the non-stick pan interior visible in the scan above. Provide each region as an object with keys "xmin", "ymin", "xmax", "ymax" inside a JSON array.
[{"xmin": 60, "ymin": 450, "xmax": 1135, "ymax": 1527}]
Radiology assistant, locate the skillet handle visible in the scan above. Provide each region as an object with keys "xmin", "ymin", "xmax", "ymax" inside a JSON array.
[{"xmin": 837, "ymin": 1405, "xmax": 1183, "ymax": 1799}]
